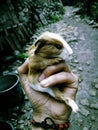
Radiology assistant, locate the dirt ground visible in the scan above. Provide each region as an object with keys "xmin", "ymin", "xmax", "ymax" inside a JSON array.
[
  {"xmin": 63, "ymin": 7, "xmax": 98, "ymax": 130},
  {"xmin": 0, "ymin": 6, "xmax": 98, "ymax": 130}
]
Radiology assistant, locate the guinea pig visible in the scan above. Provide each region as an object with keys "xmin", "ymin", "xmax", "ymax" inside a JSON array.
[{"xmin": 27, "ymin": 31, "xmax": 78, "ymax": 113}]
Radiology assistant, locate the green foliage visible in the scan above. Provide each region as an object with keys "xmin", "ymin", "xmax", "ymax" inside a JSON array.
[
  {"xmin": 49, "ymin": 10, "xmax": 65, "ymax": 23},
  {"xmin": 74, "ymin": 0, "xmax": 98, "ymax": 22},
  {"xmin": 16, "ymin": 53, "xmax": 28, "ymax": 60},
  {"xmin": 43, "ymin": 2, "xmax": 65, "ymax": 23},
  {"xmin": 48, "ymin": 12, "xmax": 64, "ymax": 23},
  {"xmin": 14, "ymin": 51, "xmax": 28, "ymax": 61},
  {"xmin": 91, "ymin": 2, "xmax": 98, "ymax": 22}
]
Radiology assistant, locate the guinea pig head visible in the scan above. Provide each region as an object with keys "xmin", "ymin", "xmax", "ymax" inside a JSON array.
[{"xmin": 31, "ymin": 32, "xmax": 73, "ymax": 60}]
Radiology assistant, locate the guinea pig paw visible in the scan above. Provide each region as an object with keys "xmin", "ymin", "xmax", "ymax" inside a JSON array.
[{"xmin": 54, "ymin": 58, "xmax": 63, "ymax": 63}]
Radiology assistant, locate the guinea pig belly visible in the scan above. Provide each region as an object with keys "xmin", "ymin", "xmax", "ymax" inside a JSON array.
[{"xmin": 29, "ymin": 82, "xmax": 55, "ymax": 97}]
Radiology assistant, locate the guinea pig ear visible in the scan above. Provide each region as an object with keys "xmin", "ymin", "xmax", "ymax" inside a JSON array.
[
  {"xmin": 28, "ymin": 44, "xmax": 35, "ymax": 56},
  {"xmin": 34, "ymin": 39, "xmax": 45, "ymax": 54},
  {"xmin": 34, "ymin": 39, "xmax": 39, "ymax": 46}
]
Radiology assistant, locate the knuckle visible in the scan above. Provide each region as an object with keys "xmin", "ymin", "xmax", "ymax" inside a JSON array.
[
  {"xmin": 75, "ymin": 75, "xmax": 79, "ymax": 82},
  {"xmin": 43, "ymin": 66, "xmax": 55, "ymax": 76},
  {"xmin": 71, "ymin": 73, "xmax": 79, "ymax": 89},
  {"xmin": 72, "ymin": 73, "xmax": 79, "ymax": 82}
]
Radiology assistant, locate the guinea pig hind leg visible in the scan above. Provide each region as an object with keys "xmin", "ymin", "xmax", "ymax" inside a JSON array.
[
  {"xmin": 64, "ymin": 97, "xmax": 79, "ymax": 113},
  {"xmin": 53, "ymin": 88, "xmax": 78, "ymax": 113}
]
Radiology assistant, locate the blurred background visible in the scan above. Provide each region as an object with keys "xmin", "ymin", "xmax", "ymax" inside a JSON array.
[{"xmin": 0, "ymin": 0, "xmax": 98, "ymax": 74}]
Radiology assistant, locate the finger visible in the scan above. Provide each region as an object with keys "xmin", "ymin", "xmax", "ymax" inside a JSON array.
[
  {"xmin": 39, "ymin": 63, "xmax": 71, "ymax": 81},
  {"xmin": 40, "ymin": 72, "xmax": 78, "ymax": 88},
  {"xmin": 17, "ymin": 59, "xmax": 29, "ymax": 74}
]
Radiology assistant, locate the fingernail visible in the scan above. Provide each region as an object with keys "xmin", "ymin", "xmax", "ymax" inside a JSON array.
[
  {"xmin": 40, "ymin": 80, "xmax": 48, "ymax": 87},
  {"xmin": 39, "ymin": 74, "xmax": 45, "ymax": 81}
]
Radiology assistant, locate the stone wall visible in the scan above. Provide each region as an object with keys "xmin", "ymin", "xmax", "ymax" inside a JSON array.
[{"xmin": 0, "ymin": 0, "xmax": 64, "ymax": 59}]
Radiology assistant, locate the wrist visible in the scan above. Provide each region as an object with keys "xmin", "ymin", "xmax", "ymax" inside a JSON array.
[{"xmin": 31, "ymin": 117, "xmax": 70, "ymax": 130}]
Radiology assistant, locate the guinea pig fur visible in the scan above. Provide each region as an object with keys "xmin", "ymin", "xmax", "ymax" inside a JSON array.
[{"xmin": 27, "ymin": 31, "xmax": 78, "ymax": 113}]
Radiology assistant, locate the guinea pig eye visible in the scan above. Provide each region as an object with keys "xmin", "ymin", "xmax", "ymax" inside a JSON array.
[{"xmin": 55, "ymin": 44, "xmax": 62, "ymax": 49}]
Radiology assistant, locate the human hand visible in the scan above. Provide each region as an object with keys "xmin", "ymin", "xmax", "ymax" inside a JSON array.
[{"xmin": 17, "ymin": 59, "xmax": 78, "ymax": 130}]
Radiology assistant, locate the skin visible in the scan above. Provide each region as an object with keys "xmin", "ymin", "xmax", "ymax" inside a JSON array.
[{"xmin": 17, "ymin": 59, "xmax": 78, "ymax": 130}]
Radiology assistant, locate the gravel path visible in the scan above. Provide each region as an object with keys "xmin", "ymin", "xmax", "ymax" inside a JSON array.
[{"xmin": 1, "ymin": 6, "xmax": 98, "ymax": 130}]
